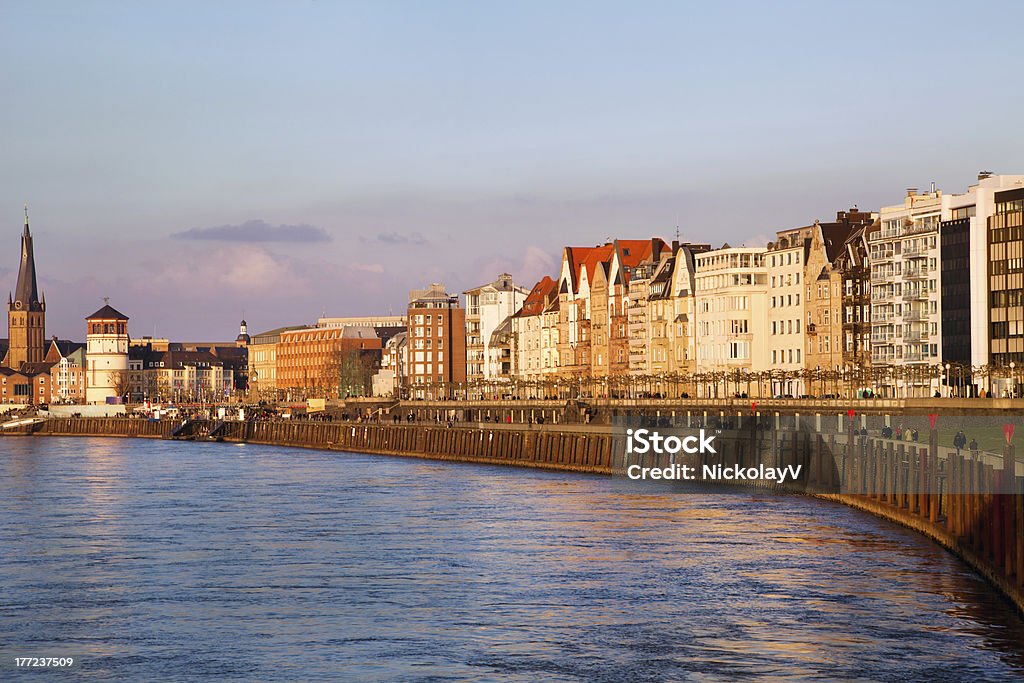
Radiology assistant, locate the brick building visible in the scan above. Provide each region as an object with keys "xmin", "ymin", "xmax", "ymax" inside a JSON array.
[
  {"xmin": 276, "ymin": 325, "xmax": 381, "ymax": 398},
  {"xmin": 406, "ymin": 283, "xmax": 466, "ymax": 398}
]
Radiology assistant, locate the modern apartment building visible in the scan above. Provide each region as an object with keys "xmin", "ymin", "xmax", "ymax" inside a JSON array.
[
  {"xmin": 869, "ymin": 187, "xmax": 943, "ymax": 396},
  {"xmin": 868, "ymin": 174, "xmax": 1024, "ymax": 397},
  {"xmin": 984, "ymin": 178, "xmax": 1024, "ymax": 395}
]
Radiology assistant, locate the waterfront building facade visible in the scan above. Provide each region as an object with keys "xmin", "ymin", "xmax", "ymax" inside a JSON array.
[
  {"xmin": 0, "ymin": 366, "xmax": 52, "ymax": 404},
  {"xmin": 693, "ymin": 246, "xmax": 768, "ymax": 396},
  {"xmin": 277, "ymin": 325, "xmax": 381, "ymax": 398},
  {"xmin": 803, "ymin": 209, "xmax": 875, "ymax": 396},
  {"xmin": 836, "ymin": 221, "xmax": 876, "ymax": 376},
  {"xmin": 373, "ymin": 331, "xmax": 407, "ymax": 397},
  {"xmin": 556, "ymin": 239, "xmax": 666, "ymax": 383},
  {"xmin": 248, "ymin": 326, "xmax": 306, "ymax": 399},
  {"xmin": 645, "ymin": 254, "xmax": 675, "ymax": 382},
  {"xmin": 128, "ymin": 345, "xmax": 235, "ymax": 403},
  {"xmin": 983, "ymin": 177, "xmax": 1024, "ymax": 395},
  {"xmin": 666, "ymin": 243, "xmax": 708, "ymax": 379},
  {"xmin": 406, "ymin": 283, "xmax": 466, "ymax": 399},
  {"xmin": 45, "ymin": 339, "xmax": 86, "ymax": 404},
  {"xmin": 511, "ymin": 276, "xmax": 557, "ymax": 383},
  {"xmin": 766, "ymin": 226, "xmax": 810, "ymax": 396},
  {"xmin": 85, "ymin": 304, "xmax": 130, "ymax": 404},
  {"xmin": 869, "ymin": 187, "xmax": 943, "ymax": 396},
  {"xmin": 628, "ymin": 247, "xmax": 672, "ymax": 376},
  {"xmin": 463, "ymin": 274, "xmax": 528, "ymax": 383}
]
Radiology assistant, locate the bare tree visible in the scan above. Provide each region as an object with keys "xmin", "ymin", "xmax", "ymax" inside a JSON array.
[
  {"xmin": 327, "ymin": 348, "xmax": 375, "ymax": 398},
  {"xmin": 110, "ymin": 369, "xmax": 134, "ymax": 403}
]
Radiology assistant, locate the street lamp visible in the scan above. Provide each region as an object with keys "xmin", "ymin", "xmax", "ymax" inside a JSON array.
[
  {"xmin": 1011, "ymin": 361, "xmax": 1017, "ymax": 399},
  {"xmin": 944, "ymin": 363, "xmax": 951, "ymax": 398}
]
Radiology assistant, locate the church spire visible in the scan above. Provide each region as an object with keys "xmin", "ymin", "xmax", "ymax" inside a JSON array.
[{"xmin": 13, "ymin": 206, "xmax": 42, "ymax": 312}]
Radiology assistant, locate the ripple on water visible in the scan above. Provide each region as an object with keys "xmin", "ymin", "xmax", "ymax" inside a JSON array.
[{"xmin": 0, "ymin": 436, "xmax": 1022, "ymax": 682}]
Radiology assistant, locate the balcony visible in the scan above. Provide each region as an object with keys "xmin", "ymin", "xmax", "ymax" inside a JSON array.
[
  {"xmin": 903, "ymin": 309, "xmax": 929, "ymax": 321},
  {"xmin": 903, "ymin": 267, "xmax": 930, "ymax": 280},
  {"xmin": 872, "ymin": 312, "xmax": 896, "ymax": 323},
  {"xmin": 872, "ymin": 271, "xmax": 897, "ymax": 284},
  {"xmin": 902, "ymin": 243, "xmax": 929, "ymax": 256},
  {"xmin": 903, "ymin": 329, "xmax": 929, "ymax": 342},
  {"xmin": 902, "ymin": 290, "xmax": 928, "ymax": 302}
]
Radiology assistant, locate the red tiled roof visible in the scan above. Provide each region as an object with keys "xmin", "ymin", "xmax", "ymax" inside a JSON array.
[
  {"xmin": 515, "ymin": 276, "xmax": 557, "ymax": 317},
  {"xmin": 562, "ymin": 239, "xmax": 668, "ymax": 294}
]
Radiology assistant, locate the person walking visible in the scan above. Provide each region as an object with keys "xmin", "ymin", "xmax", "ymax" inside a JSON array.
[
  {"xmin": 969, "ymin": 437, "xmax": 979, "ymax": 460},
  {"xmin": 953, "ymin": 430, "xmax": 967, "ymax": 456}
]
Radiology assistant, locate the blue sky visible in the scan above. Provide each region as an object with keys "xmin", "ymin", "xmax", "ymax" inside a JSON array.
[{"xmin": 1, "ymin": 1, "xmax": 1022, "ymax": 339}]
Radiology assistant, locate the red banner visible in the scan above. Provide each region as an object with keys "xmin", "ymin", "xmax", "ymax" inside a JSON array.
[
  {"xmin": 928, "ymin": 414, "xmax": 938, "ymax": 430},
  {"xmin": 751, "ymin": 401, "xmax": 758, "ymax": 413},
  {"xmin": 1004, "ymin": 423, "xmax": 1015, "ymax": 445}
]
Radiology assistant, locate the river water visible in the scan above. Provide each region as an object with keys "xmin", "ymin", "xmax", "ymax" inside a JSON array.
[{"xmin": 1, "ymin": 437, "xmax": 1022, "ymax": 681}]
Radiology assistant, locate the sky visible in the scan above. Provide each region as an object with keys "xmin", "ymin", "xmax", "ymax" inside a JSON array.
[{"xmin": 1, "ymin": 1, "xmax": 1022, "ymax": 340}]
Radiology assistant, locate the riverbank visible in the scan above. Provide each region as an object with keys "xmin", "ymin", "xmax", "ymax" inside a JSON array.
[{"xmin": 6, "ymin": 416, "xmax": 1023, "ymax": 616}]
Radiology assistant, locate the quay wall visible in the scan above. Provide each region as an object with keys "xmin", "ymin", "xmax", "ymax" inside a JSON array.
[{"xmin": 9, "ymin": 417, "xmax": 1024, "ymax": 615}]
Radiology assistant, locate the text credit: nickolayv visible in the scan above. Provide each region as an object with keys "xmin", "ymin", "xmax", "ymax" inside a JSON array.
[{"xmin": 624, "ymin": 429, "xmax": 803, "ymax": 483}]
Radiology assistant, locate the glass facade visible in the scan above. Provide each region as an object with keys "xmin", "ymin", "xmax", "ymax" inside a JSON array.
[{"xmin": 988, "ymin": 188, "xmax": 1024, "ymax": 365}]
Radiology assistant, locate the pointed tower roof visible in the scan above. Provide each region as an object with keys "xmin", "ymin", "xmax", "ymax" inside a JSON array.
[
  {"xmin": 86, "ymin": 304, "xmax": 129, "ymax": 321},
  {"xmin": 13, "ymin": 206, "xmax": 43, "ymax": 312}
]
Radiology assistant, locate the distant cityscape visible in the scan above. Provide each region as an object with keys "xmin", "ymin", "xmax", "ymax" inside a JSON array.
[{"xmin": 3, "ymin": 171, "xmax": 1024, "ymax": 406}]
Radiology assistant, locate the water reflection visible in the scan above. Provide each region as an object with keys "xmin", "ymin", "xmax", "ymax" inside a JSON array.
[{"xmin": 0, "ymin": 437, "xmax": 1021, "ymax": 681}]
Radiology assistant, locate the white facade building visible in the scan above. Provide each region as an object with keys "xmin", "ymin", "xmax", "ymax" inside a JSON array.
[
  {"xmin": 766, "ymin": 227, "xmax": 810, "ymax": 396},
  {"xmin": 85, "ymin": 304, "xmax": 130, "ymax": 404},
  {"xmin": 694, "ymin": 247, "xmax": 768, "ymax": 396},
  {"xmin": 869, "ymin": 187, "xmax": 943, "ymax": 396},
  {"xmin": 463, "ymin": 274, "xmax": 528, "ymax": 381}
]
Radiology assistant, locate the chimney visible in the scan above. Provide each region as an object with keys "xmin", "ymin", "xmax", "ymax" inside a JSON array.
[
  {"xmin": 906, "ymin": 188, "xmax": 918, "ymax": 197},
  {"xmin": 978, "ymin": 170, "xmax": 993, "ymax": 180},
  {"xmin": 930, "ymin": 181, "xmax": 936, "ymax": 195}
]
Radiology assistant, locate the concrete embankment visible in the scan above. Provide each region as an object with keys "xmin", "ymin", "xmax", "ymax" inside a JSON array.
[{"xmin": 8, "ymin": 416, "xmax": 1024, "ymax": 615}]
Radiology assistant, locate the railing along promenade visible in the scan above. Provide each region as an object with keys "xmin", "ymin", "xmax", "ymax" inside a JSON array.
[
  {"xmin": 384, "ymin": 396, "xmax": 1024, "ymax": 424},
  {"xmin": 6, "ymin": 410, "xmax": 1023, "ymax": 615}
]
